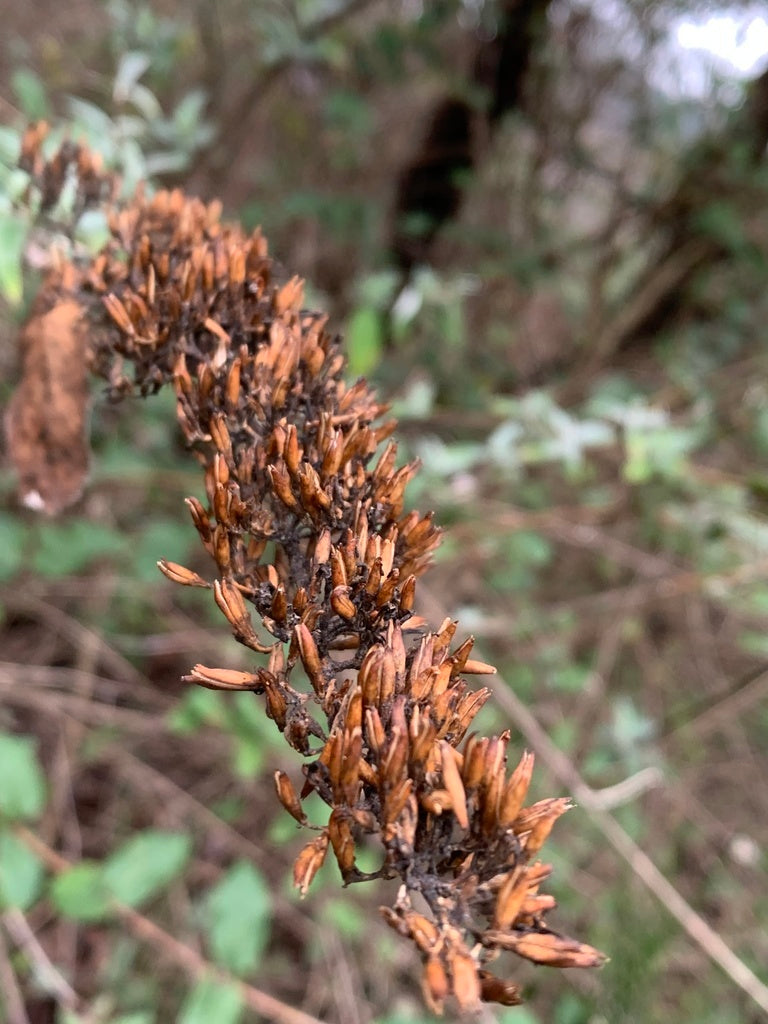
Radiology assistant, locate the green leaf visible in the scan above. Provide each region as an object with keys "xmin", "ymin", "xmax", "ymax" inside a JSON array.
[
  {"xmin": 203, "ymin": 861, "xmax": 272, "ymax": 976},
  {"xmin": 0, "ymin": 214, "xmax": 26, "ymax": 306},
  {"xmin": 497, "ymin": 1011, "xmax": 543, "ymax": 1024},
  {"xmin": 168, "ymin": 688, "xmax": 226, "ymax": 733},
  {"xmin": 11, "ymin": 68, "xmax": 50, "ymax": 120},
  {"xmin": 51, "ymin": 862, "xmax": 113, "ymax": 921},
  {"xmin": 0, "ymin": 827, "xmax": 44, "ymax": 909},
  {"xmin": 113, "ymin": 51, "xmax": 151, "ymax": 105},
  {"xmin": 0, "ymin": 733, "xmax": 47, "ymax": 821},
  {"xmin": 31, "ymin": 519, "xmax": 127, "ymax": 577},
  {"xmin": 103, "ymin": 830, "xmax": 191, "ymax": 908},
  {"xmin": 133, "ymin": 518, "xmax": 195, "ymax": 583},
  {"xmin": 178, "ymin": 977, "xmax": 244, "ymax": 1024},
  {"xmin": 0, "ymin": 513, "xmax": 26, "ymax": 581},
  {"xmin": 0, "ymin": 126, "xmax": 21, "ymax": 166},
  {"xmin": 346, "ymin": 306, "xmax": 383, "ymax": 376}
]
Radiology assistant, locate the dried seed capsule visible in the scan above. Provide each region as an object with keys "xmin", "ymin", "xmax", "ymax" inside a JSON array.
[
  {"xmin": 440, "ymin": 741, "xmax": 469, "ymax": 830},
  {"xmin": 499, "ymin": 751, "xmax": 535, "ymax": 827},
  {"xmin": 157, "ymin": 560, "xmax": 210, "ymax": 588},
  {"xmin": 295, "ymin": 622, "xmax": 324, "ymax": 694},
  {"xmin": 293, "ymin": 831, "xmax": 329, "ymax": 897},
  {"xmin": 274, "ymin": 771, "xmax": 307, "ymax": 824},
  {"xmin": 263, "ymin": 676, "xmax": 288, "ymax": 729},
  {"xmin": 328, "ymin": 808, "xmax": 355, "ymax": 875},
  {"xmin": 422, "ymin": 957, "xmax": 449, "ymax": 1016},
  {"xmin": 331, "ymin": 585, "xmax": 356, "ymax": 620},
  {"xmin": 462, "ymin": 659, "xmax": 497, "ymax": 676},
  {"xmin": 486, "ymin": 929, "xmax": 607, "ymax": 968},
  {"xmin": 399, "ymin": 574, "xmax": 417, "ymax": 613},
  {"xmin": 477, "ymin": 971, "xmax": 521, "ymax": 1007},
  {"xmin": 185, "ymin": 664, "xmax": 262, "ymax": 691},
  {"xmin": 450, "ymin": 950, "xmax": 481, "ymax": 1012}
]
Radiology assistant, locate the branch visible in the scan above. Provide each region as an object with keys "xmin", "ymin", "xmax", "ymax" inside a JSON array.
[{"xmin": 14, "ymin": 826, "xmax": 325, "ymax": 1024}]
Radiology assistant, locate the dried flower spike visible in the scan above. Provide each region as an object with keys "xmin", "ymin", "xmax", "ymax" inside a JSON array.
[{"xmin": 6, "ymin": 131, "xmax": 606, "ymax": 1012}]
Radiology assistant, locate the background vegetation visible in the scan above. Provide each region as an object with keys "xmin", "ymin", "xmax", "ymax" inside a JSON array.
[{"xmin": 1, "ymin": 1, "xmax": 767, "ymax": 1022}]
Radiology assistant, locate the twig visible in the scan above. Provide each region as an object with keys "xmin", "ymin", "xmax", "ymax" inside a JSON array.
[
  {"xmin": 0, "ymin": 660, "xmax": 172, "ymax": 710},
  {"xmin": 587, "ymin": 767, "xmax": 663, "ymax": 810},
  {"xmin": 0, "ymin": 676, "xmax": 170, "ymax": 733},
  {"xmin": 2, "ymin": 908, "xmax": 79, "ymax": 1010},
  {"xmin": 661, "ymin": 666, "xmax": 768, "ymax": 745},
  {"xmin": 588, "ymin": 237, "xmax": 714, "ymax": 366},
  {"xmin": 106, "ymin": 747, "xmax": 311, "ymax": 937},
  {"xmin": 7, "ymin": 596, "xmax": 159, "ymax": 694},
  {"xmin": 14, "ymin": 826, "xmax": 325, "ymax": 1024},
  {"xmin": 194, "ymin": 0, "xmax": 382, "ymax": 182},
  {"xmin": 0, "ymin": 920, "xmax": 31, "ymax": 1024}
]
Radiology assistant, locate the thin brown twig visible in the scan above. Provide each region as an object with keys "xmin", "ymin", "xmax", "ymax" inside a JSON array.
[
  {"xmin": 7, "ymin": 595, "xmax": 159, "ymax": 693},
  {"xmin": 0, "ymin": 676, "xmax": 170, "ymax": 733},
  {"xmin": 194, "ymin": 0, "xmax": 382, "ymax": 182},
  {"xmin": 106, "ymin": 747, "xmax": 312, "ymax": 938},
  {"xmin": 1, "ymin": 908, "xmax": 79, "ymax": 1010},
  {"xmin": 661, "ymin": 666, "xmax": 768, "ymax": 745},
  {"xmin": 14, "ymin": 826, "xmax": 326, "ymax": 1024},
  {"xmin": 0, "ymin": 920, "xmax": 31, "ymax": 1024},
  {"xmin": 0, "ymin": 660, "xmax": 172, "ymax": 710}
]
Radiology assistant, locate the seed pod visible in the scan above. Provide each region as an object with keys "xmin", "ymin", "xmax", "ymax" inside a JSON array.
[
  {"xmin": 274, "ymin": 771, "xmax": 307, "ymax": 824},
  {"xmin": 330, "ymin": 547, "xmax": 348, "ymax": 588},
  {"xmin": 331, "ymin": 585, "xmax": 356, "ymax": 620},
  {"xmin": 328, "ymin": 808, "xmax": 355, "ymax": 875},
  {"xmin": 398, "ymin": 574, "xmax": 417, "ymax": 614},
  {"xmin": 376, "ymin": 568, "xmax": 400, "ymax": 608},
  {"xmin": 462, "ymin": 736, "xmax": 488, "ymax": 791},
  {"xmin": 295, "ymin": 622, "xmax": 324, "ymax": 694},
  {"xmin": 451, "ymin": 950, "xmax": 481, "ymax": 1012},
  {"xmin": 213, "ymin": 578, "xmax": 273, "ymax": 652},
  {"xmin": 157, "ymin": 560, "xmax": 210, "ymax": 588},
  {"xmin": 293, "ymin": 831, "xmax": 329, "ymax": 897},
  {"xmin": 185, "ymin": 664, "xmax": 262, "ymax": 691},
  {"xmin": 263, "ymin": 676, "xmax": 287, "ymax": 729},
  {"xmin": 313, "ymin": 528, "xmax": 332, "ymax": 567},
  {"xmin": 339, "ymin": 726, "xmax": 362, "ymax": 806},
  {"xmin": 267, "ymin": 461, "xmax": 298, "ymax": 510},
  {"xmin": 520, "ymin": 893, "xmax": 557, "ymax": 916},
  {"xmin": 213, "ymin": 524, "xmax": 231, "ymax": 571},
  {"xmin": 422, "ymin": 957, "xmax": 449, "ymax": 1015},
  {"xmin": 226, "ymin": 358, "xmax": 241, "ymax": 408},
  {"xmin": 103, "ymin": 294, "xmax": 135, "ymax": 335},
  {"xmin": 364, "ymin": 557, "xmax": 383, "ymax": 597},
  {"xmin": 493, "ymin": 866, "xmax": 529, "ymax": 930},
  {"xmin": 486, "ymin": 929, "xmax": 607, "ymax": 968},
  {"xmin": 518, "ymin": 798, "xmax": 572, "ymax": 857},
  {"xmin": 449, "ymin": 635, "xmax": 474, "ymax": 676},
  {"xmin": 364, "ymin": 708, "xmax": 386, "ymax": 759},
  {"xmin": 270, "ymin": 585, "xmax": 288, "ymax": 623},
  {"xmin": 462, "ymin": 659, "xmax": 497, "ymax": 676},
  {"xmin": 499, "ymin": 751, "xmax": 535, "ymax": 827},
  {"xmin": 477, "ymin": 971, "xmax": 522, "ymax": 1007},
  {"xmin": 440, "ymin": 742, "xmax": 469, "ymax": 830},
  {"xmin": 383, "ymin": 778, "xmax": 413, "ymax": 827},
  {"xmin": 421, "ymin": 789, "xmax": 453, "ymax": 816}
]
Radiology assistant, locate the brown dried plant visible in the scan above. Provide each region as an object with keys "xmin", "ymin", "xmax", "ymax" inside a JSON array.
[{"xmin": 6, "ymin": 125, "xmax": 606, "ymax": 1014}]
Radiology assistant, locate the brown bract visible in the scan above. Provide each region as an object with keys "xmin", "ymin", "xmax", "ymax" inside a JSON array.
[{"xmin": 6, "ymin": 127, "xmax": 606, "ymax": 1013}]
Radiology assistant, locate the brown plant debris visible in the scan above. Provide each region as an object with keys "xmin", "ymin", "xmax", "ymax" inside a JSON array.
[{"xmin": 6, "ymin": 125, "xmax": 606, "ymax": 1013}]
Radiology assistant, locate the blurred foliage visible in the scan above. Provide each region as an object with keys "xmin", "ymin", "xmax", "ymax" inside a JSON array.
[{"xmin": 2, "ymin": 0, "xmax": 768, "ymax": 1021}]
